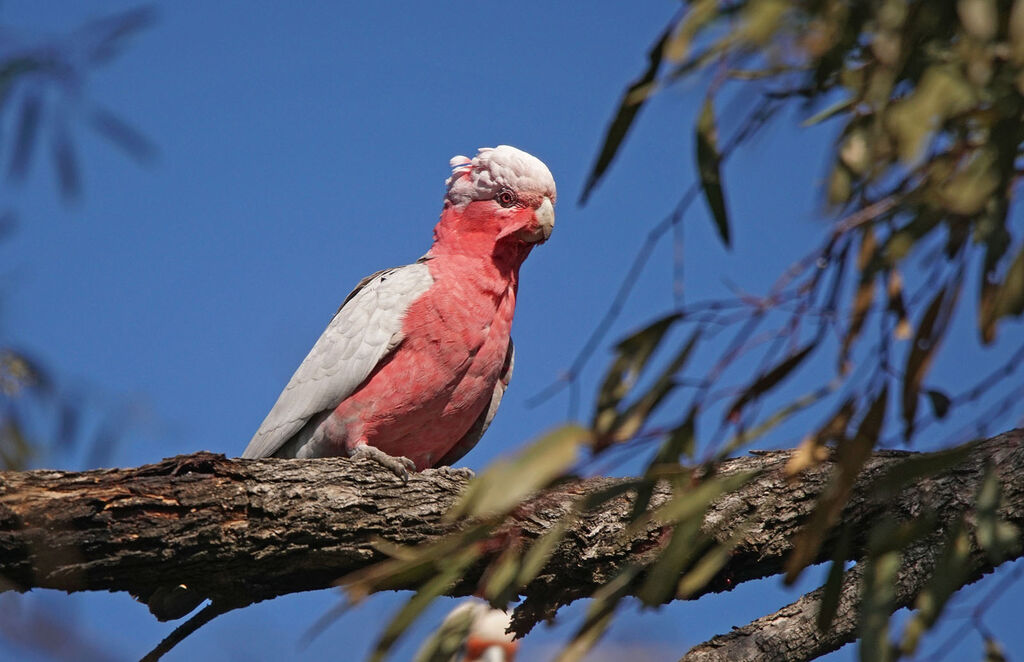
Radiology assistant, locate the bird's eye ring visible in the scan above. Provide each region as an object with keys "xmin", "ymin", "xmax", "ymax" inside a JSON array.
[{"xmin": 496, "ymin": 188, "xmax": 518, "ymax": 208}]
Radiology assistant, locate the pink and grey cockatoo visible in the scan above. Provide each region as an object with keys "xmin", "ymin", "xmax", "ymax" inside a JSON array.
[
  {"xmin": 414, "ymin": 600, "xmax": 519, "ymax": 662},
  {"xmin": 241, "ymin": 146, "xmax": 555, "ymax": 477}
]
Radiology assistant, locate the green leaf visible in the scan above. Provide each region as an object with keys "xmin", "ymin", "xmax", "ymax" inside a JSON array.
[
  {"xmin": 695, "ymin": 96, "xmax": 731, "ymax": 248},
  {"xmin": 726, "ymin": 343, "xmax": 815, "ymax": 422},
  {"xmin": 517, "ymin": 517, "xmax": 570, "ymax": 587},
  {"xmin": 598, "ymin": 329, "xmax": 700, "ymax": 448},
  {"xmin": 554, "ymin": 565, "xmax": 640, "ymax": 662},
  {"xmin": 412, "ymin": 603, "xmax": 476, "ymax": 662},
  {"xmin": 817, "ymin": 526, "xmax": 854, "ymax": 633},
  {"xmin": 802, "ymin": 97, "xmax": 855, "ymax": 127},
  {"xmin": 984, "ymin": 636, "xmax": 1008, "ymax": 662},
  {"xmin": 580, "ymin": 21, "xmax": 674, "ymax": 204},
  {"xmin": 370, "ymin": 548, "xmax": 480, "ymax": 662},
  {"xmin": 859, "ymin": 547, "xmax": 900, "ymax": 662},
  {"xmin": 988, "ymin": 245, "xmax": 1024, "ymax": 335},
  {"xmin": 650, "ymin": 407, "xmax": 697, "ymax": 470},
  {"xmin": 481, "ymin": 545, "xmax": 520, "ymax": 605},
  {"xmin": 901, "ymin": 284, "xmax": 956, "ymax": 440},
  {"xmin": 594, "ymin": 314, "xmax": 682, "ymax": 436},
  {"xmin": 676, "ymin": 522, "xmax": 749, "ymax": 598},
  {"xmin": 975, "ymin": 464, "xmax": 1022, "ymax": 563},
  {"xmin": 642, "ymin": 470, "xmax": 757, "ymax": 531},
  {"xmin": 636, "ymin": 516, "xmax": 705, "ymax": 606},
  {"xmin": 925, "ymin": 389, "xmax": 951, "ymax": 419},
  {"xmin": 899, "ymin": 523, "xmax": 971, "ymax": 656},
  {"xmin": 450, "ymin": 425, "xmax": 592, "ymax": 519},
  {"xmin": 786, "ymin": 386, "xmax": 887, "ymax": 583},
  {"xmin": 840, "ymin": 227, "xmax": 878, "ymax": 372}
]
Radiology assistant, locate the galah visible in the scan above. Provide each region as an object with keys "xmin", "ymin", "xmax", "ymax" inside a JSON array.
[
  {"xmin": 415, "ymin": 600, "xmax": 519, "ymax": 662},
  {"xmin": 242, "ymin": 146, "xmax": 556, "ymax": 477}
]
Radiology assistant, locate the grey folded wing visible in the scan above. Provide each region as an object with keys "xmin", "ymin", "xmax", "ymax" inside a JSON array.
[
  {"xmin": 241, "ymin": 261, "xmax": 434, "ymax": 459},
  {"xmin": 434, "ymin": 339, "xmax": 514, "ymax": 467}
]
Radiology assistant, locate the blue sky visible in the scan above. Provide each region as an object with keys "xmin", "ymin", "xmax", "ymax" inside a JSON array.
[{"xmin": 1, "ymin": 2, "xmax": 1022, "ymax": 661}]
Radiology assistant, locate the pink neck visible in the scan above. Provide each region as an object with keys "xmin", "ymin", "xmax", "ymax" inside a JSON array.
[{"xmin": 426, "ymin": 203, "xmax": 534, "ymax": 275}]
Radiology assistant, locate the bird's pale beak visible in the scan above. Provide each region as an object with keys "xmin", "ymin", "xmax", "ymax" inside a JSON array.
[{"xmin": 519, "ymin": 196, "xmax": 555, "ymax": 243}]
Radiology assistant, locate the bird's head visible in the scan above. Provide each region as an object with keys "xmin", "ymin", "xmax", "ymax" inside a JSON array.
[
  {"xmin": 430, "ymin": 145, "xmax": 556, "ymax": 263},
  {"xmin": 461, "ymin": 605, "xmax": 519, "ymax": 662}
]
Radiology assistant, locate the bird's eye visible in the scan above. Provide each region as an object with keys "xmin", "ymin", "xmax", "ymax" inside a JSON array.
[{"xmin": 496, "ymin": 188, "xmax": 518, "ymax": 208}]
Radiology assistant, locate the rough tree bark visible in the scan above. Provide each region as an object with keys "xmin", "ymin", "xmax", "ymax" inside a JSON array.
[{"xmin": 1, "ymin": 429, "xmax": 1022, "ymax": 662}]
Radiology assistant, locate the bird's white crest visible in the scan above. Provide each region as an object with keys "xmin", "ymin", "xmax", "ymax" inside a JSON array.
[{"xmin": 445, "ymin": 145, "xmax": 556, "ymax": 206}]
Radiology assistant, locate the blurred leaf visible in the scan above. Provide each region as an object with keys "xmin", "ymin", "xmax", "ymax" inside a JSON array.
[
  {"xmin": 450, "ymin": 425, "xmax": 591, "ymax": 519},
  {"xmin": 984, "ymin": 636, "xmax": 1008, "ymax": 662},
  {"xmin": 1012, "ymin": 0, "xmax": 1024, "ymax": 65},
  {"xmin": 651, "ymin": 407, "xmax": 697, "ymax": 469},
  {"xmin": 924, "ymin": 389, "xmax": 951, "ymax": 419},
  {"xmin": 786, "ymin": 386, "xmax": 887, "ymax": 583},
  {"xmin": 481, "ymin": 546, "xmax": 520, "ymax": 605},
  {"xmin": 642, "ymin": 470, "xmax": 757, "ymax": 531},
  {"xmin": 886, "ymin": 270, "xmax": 911, "ymax": 339},
  {"xmin": 859, "ymin": 547, "xmax": 899, "ymax": 662},
  {"xmin": 342, "ymin": 525, "xmax": 490, "ymax": 601},
  {"xmin": 637, "ymin": 516, "xmax": 704, "ymax": 605},
  {"xmin": 8, "ymin": 92, "xmax": 42, "ymax": 180},
  {"xmin": 594, "ymin": 314, "xmax": 681, "ymax": 435},
  {"xmin": 802, "ymin": 97, "xmax": 855, "ymax": 127},
  {"xmin": 80, "ymin": 7, "xmax": 157, "ymax": 64},
  {"xmin": 369, "ymin": 547, "xmax": 480, "ymax": 662},
  {"xmin": 827, "ymin": 162, "xmax": 853, "ymax": 206},
  {"xmin": 738, "ymin": 0, "xmax": 787, "ymax": 46},
  {"xmin": 958, "ymin": 0, "xmax": 997, "ymax": 40},
  {"xmin": 885, "ymin": 65, "xmax": 975, "ymax": 165},
  {"xmin": 817, "ymin": 527, "xmax": 852, "ymax": 632},
  {"xmin": 726, "ymin": 343, "xmax": 814, "ymax": 422},
  {"xmin": 517, "ymin": 517, "xmax": 570, "ymax": 587},
  {"xmin": 51, "ymin": 124, "xmax": 80, "ymax": 201},
  {"xmin": 785, "ymin": 398, "xmax": 855, "ymax": 478},
  {"xmin": 677, "ymin": 521, "xmax": 749, "ymax": 598},
  {"xmin": 937, "ymin": 147, "xmax": 1000, "ymax": 216},
  {"xmin": 0, "ymin": 417, "xmax": 33, "ymax": 471},
  {"xmin": 580, "ymin": 21, "xmax": 673, "ymax": 204},
  {"xmin": 840, "ymin": 227, "xmax": 878, "ymax": 372},
  {"xmin": 665, "ymin": 0, "xmax": 718, "ymax": 62},
  {"xmin": 90, "ymin": 107, "xmax": 156, "ymax": 163},
  {"xmin": 597, "ymin": 329, "xmax": 699, "ymax": 448},
  {"xmin": 983, "ymin": 245, "xmax": 1024, "ymax": 339},
  {"xmin": 976, "ymin": 212, "xmax": 1011, "ymax": 332},
  {"xmin": 554, "ymin": 565, "xmax": 640, "ymax": 662},
  {"xmin": 412, "ymin": 604, "xmax": 475, "ymax": 662},
  {"xmin": 870, "ymin": 443, "xmax": 974, "ymax": 501},
  {"xmin": 975, "ymin": 464, "xmax": 1022, "ymax": 563},
  {"xmin": 899, "ymin": 522, "xmax": 971, "ymax": 656},
  {"xmin": 721, "ymin": 382, "xmax": 838, "ymax": 458},
  {"xmin": 901, "ymin": 283, "xmax": 957, "ymax": 440},
  {"xmin": 695, "ymin": 96, "xmax": 731, "ymax": 248}
]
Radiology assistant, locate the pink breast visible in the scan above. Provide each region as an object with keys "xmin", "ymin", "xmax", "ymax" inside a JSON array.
[{"xmin": 329, "ymin": 263, "xmax": 517, "ymax": 469}]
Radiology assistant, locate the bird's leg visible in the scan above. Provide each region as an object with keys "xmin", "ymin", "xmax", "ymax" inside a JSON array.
[{"xmin": 348, "ymin": 444, "xmax": 416, "ymax": 482}]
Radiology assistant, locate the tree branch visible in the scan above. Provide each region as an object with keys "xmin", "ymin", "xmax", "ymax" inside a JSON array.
[{"xmin": 1, "ymin": 430, "xmax": 1022, "ymax": 658}]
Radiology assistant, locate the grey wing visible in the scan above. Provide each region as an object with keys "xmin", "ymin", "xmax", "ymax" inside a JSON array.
[
  {"xmin": 434, "ymin": 339, "xmax": 514, "ymax": 467},
  {"xmin": 241, "ymin": 261, "xmax": 434, "ymax": 459}
]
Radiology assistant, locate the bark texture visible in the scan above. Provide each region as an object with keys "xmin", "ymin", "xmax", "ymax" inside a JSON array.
[{"xmin": 1, "ymin": 429, "xmax": 1022, "ymax": 661}]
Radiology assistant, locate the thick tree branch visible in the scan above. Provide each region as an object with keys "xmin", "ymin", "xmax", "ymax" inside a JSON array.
[
  {"xmin": 1, "ymin": 430, "xmax": 1022, "ymax": 655},
  {"xmin": 680, "ymin": 537, "xmax": 949, "ymax": 662}
]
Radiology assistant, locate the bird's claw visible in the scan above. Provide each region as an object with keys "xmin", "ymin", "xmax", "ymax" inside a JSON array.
[{"xmin": 349, "ymin": 445, "xmax": 416, "ymax": 482}]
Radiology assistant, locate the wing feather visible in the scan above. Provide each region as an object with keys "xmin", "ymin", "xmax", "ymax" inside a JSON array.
[{"xmin": 241, "ymin": 261, "xmax": 433, "ymax": 458}]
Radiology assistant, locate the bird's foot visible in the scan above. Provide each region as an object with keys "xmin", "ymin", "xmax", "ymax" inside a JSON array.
[{"xmin": 349, "ymin": 444, "xmax": 416, "ymax": 482}]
